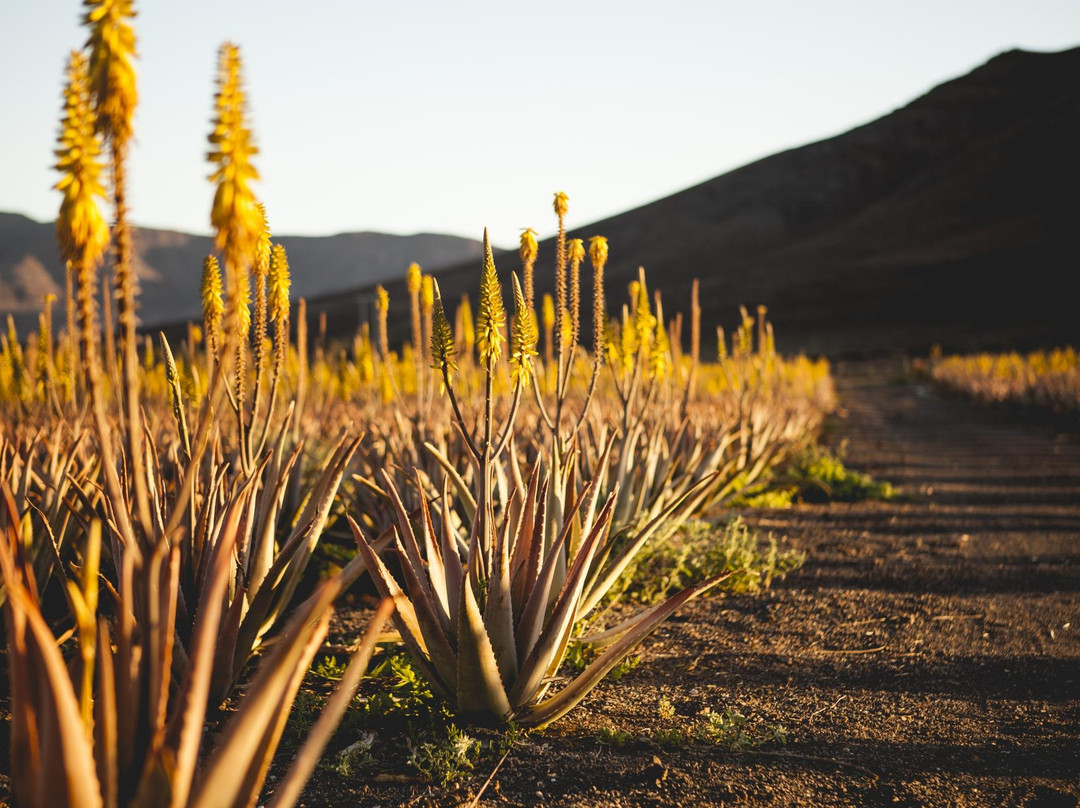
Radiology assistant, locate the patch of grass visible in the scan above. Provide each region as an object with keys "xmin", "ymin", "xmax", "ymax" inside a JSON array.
[
  {"xmin": 353, "ymin": 648, "xmax": 454, "ymax": 731},
  {"xmin": 612, "ymin": 517, "xmax": 804, "ymax": 606},
  {"xmin": 690, "ymin": 708, "xmax": 788, "ymax": 749},
  {"xmin": 312, "ymin": 654, "xmax": 349, "ymax": 681},
  {"xmin": 601, "ymin": 698, "xmax": 788, "ymax": 752},
  {"xmin": 728, "ymin": 483, "xmax": 796, "ymax": 509},
  {"xmin": 735, "ymin": 442, "xmax": 898, "ymax": 506},
  {"xmin": 651, "ymin": 699, "xmax": 788, "ymax": 750},
  {"xmin": 596, "ymin": 726, "xmax": 634, "ymax": 747},
  {"xmin": 406, "ymin": 724, "xmax": 482, "ymax": 786},
  {"xmin": 787, "ymin": 444, "xmax": 896, "ymax": 502}
]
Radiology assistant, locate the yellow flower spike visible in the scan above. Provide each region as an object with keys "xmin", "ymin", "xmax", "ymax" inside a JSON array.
[
  {"xmin": 509, "ymin": 272, "xmax": 538, "ymax": 387},
  {"xmin": 519, "ymin": 228, "xmax": 539, "ymax": 265},
  {"xmin": 620, "ymin": 304, "xmax": 636, "ymax": 376},
  {"xmin": 421, "ymin": 274, "xmax": 435, "ymax": 314},
  {"xmin": 632, "ymin": 270, "xmax": 655, "ymax": 351},
  {"xmin": 375, "ymin": 284, "xmax": 390, "ymax": 358},
  {"xmin": 542, "ymin": 294, "xmax": 556, "ymax": 332},
  {"xmin": 201, "ymin": 255, "xmax": 224, "ymax": 352},
  {"xmin": 254, "ymin": 202, "xmax": 271, "ymax": 277},
  {"xmin": 567, "ymin": 238, "xmax": 585, "ymax": 346},
  {"xmin": 650, "ymin": 317, "xmax": 671, "ymax": 381},
  {"xmin": 588, "ymin": 235, "xmax": 609, "ymax": 270},
  {"xmin": 251, "ymin": 202, "xmax": 272, "ymax": 371},
  {"xmin": 560, "ymin": 310, "xmax": 573, "ymax": 352},
  {"xmin": 553, "ymin": 191, "xmax": 569, "ymax": 218},
  {"xmin": 208, "ymin": 42, "xmax": 261, "ymax": 279},
  {"xmin": 588, "ymin": 237, "xmax": 607, "ymax": 362},
  {"xmin": 406, "ymin": 262, "xmax": 423, "ymax": 295},
  {"xmin": 456, "ymin": 294, "xmax": 475, "ymax": 356},
  {"xmin": 54, "ymin": 50, "xmax": 110, "ymax": 274},
  {"xmin": 429, "ymin": 279, "xmax": 457, "ymax": 388},
  {"xmin": 83, "ymin": 0, "xmax": 138, "ymax": 143},
  {"xmin": 476, "ymin": 228, "xmax": 506, "ymax": 369},
  {"xmin": 520, "ymin": 227, "xmax": 539, "ymax": 311},
  {"xmin": 567, "ymin": 238, "xmax": 585, "ymax": 266},
  {"xmin": 604, "ymin": 317, "xmax": 621, "ymax": 368},
  {"xmin": 268, "ymin": 243, "xmax": 291, "ymax": 329},
  {"xmin": 541, "ymin": 292, "xmax": 556, "ymax": 366}
]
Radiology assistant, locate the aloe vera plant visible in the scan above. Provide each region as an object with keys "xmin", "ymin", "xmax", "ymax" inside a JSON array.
[{"xmin": 350, "ymin": 234, "xmax": 731, "ymax": 727}]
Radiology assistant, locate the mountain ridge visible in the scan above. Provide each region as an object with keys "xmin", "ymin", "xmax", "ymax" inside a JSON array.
[
  {"xmin": 328, "ymin": 45, "xmax": 1075, "ymax": 356},
  {"xmin": 0, "ymin": 211, "xmax": 483, "ymax": 333},
  {"xmin": 4, "ymin": 46, "xmax": 1078, "ymax": 356}
]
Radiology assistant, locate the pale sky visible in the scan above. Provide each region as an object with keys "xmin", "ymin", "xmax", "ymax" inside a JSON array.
[{"xmin": 2, "ymin": 1, "xmax": 1078, "ymax": 248}]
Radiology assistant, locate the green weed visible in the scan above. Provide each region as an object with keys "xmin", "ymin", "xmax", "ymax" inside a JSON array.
[
  {"xmin": 407, "ymin": 725, "xmax": 482, "ymax": 785},
  {"xmin": 612, "ymin": 517, "xmax": 804, "ymax": 605}
]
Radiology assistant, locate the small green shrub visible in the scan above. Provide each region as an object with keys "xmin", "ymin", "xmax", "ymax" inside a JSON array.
[
  {"xmin": 691, "ymin": 708, "xmax": 788, "ymax": 749},
  {"xmin": 613, "ymin": 517, "xmax": 804, "ymax": 605},
  {"xmin": 327, "ymin": 732, "xmax": 377, "ymax": 777},
  {"xmin": 596, "ymin": 727, "xmax": 634, "ymax": 747},
  {"xmin": 407, "ymin": 725, "xmax": 482, "ymax": 785},
  {"xmin": 787, "ymin": 444, "xmax": 895, "ymax": 502}
]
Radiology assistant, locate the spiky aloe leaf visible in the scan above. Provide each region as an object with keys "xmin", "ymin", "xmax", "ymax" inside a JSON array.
[
  {"xmin": 0, "ymin": 580, "xmax": 103, "ymax": 808},
  {"xmin": 349, "ymin": 516, "xmax": 456, "ymax": 700},
  {"xmin": 484, "ymin": 498, "xmax": 518, "ymax": 687},
  {"xmin": 580, "ymin": 470, "xmax": 721, "ymax": 616},
  {"xmin": 509, "ymin": 492, "xmax": 616, "ymax": 709},
  {"xmin": 517, "ymin": 572, "xmax": 731, "ymax": 728},
  {"xmin": 456, "ymin": 563, "xmax": 511, "ymax": 723},
  {"xmin": 166, "ymin": 471, "xmax": 253, "ymax": 808},
  {"xmin": 267, "ymin": 598, "xmax": 395, "ymax": 808}
]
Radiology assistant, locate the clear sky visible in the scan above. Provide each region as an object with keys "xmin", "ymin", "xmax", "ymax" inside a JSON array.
[{"xmin": 2, "ymin": 1, "xmax": 1078, "ymax": 248}]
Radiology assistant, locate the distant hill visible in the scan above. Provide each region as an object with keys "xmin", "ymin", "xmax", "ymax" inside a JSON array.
[
  {"xmin": 308, "ymin": 46, "xmax": 1080, "ymax": 357},
  {"xmin": 0, "ymin": 212, "xmax": 482, "ymax": 335},
  {"xmin": 6, "ymin": 47, "xmax": 1078, "ymax": 357}
]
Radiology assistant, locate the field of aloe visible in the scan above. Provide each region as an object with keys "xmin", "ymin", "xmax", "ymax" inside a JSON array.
[{"xmin": 0, "ymin": 8, "xmax": 841, "ymax": 807}]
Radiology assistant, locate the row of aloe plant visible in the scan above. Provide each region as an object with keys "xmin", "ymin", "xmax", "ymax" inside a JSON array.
[{"xmin": 0, "ymin": 8, "xmax": 393, "ymax": 806}]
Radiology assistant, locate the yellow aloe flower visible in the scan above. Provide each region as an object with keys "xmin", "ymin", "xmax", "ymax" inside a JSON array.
[
  {"xmin": 588, "ymin": 235, "xmax": 608, "ymax": 270},
  {"xmin": 650, "ymin": 319, "xmax": 671, "ymax": 381},
  {"xmin": 83, "ymin": 0, "xmax": 138, "ymax": 142},
  {"xmin": 406, "ymin": 262, "xmax": 422, "ymax": 295},
  {"xmin": 476, "ymin": 229, "xmax": 506, "ymax": 369},
  {"xmin": 254, "ymin": 202, "xmax": 272, "ymax": 277},
  {"xmin": 457, "ymin": 294, "xmax": 475, "ymax": 355},
  {"xmin": 430, "ymin": 279, "xmax": 457, "ymax": 386},
  {"xmin": 541, "ymin": 294, "xmax": 556, "ymax": 332},
  {"xmin": 201, "ymin": 255, "xmax": 224, "ymax": 348},
  {"xmin": 54, "ymin": 50, "xmax": 110, "ymax": 273},
  {"xmin": 375, "ymin": 285, "xmax": 390, "ymax": 358},
  {"xmin": 519, "ymin": 227, "xmax": 539, "ymax": 265},
  {"xmin": 509, "ymin": 273, "xmax": 538, "ymax": 386},
  {"xmin": 421, "ymin": 274, "xmax": 435, "ymax": 313},
  {"xmin": 567, "ymin": 238, "xmax": 585, "ymax": 266},
  {"xmin": 268, "ymin": 243, "xmax": 290, "ymax": 328},
  {"xmin": 208, "ymin": 42, "xmax": 261, "ymax": 279},
  {"xmin": 553, "ymin": 190, "xmax": 569, "ymax": 218}
]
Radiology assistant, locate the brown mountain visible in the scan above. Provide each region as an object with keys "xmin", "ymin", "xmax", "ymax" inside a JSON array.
[
  {"xmin": 0, "ymin": 213, "xmax": 482, "ymax": 335},
  {"xmin": 308, "ymin": 46, "xmax": 1080, "ymax": 357}
]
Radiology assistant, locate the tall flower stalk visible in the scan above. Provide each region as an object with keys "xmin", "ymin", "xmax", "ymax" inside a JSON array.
[
  {"xmin": 207, "ymin": 41, "xmax": 261, "ymax": 459},
  {"xmin": 54, "ymin": 49, "xmax": 137, "ymax": 549},
  {"xmin": 83, "ymin": 0, "xmax": 150, "ymax": 534}
]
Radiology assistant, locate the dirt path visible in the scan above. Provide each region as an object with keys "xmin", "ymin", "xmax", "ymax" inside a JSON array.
[{"xmin": 301, "ymin": 366, "xmax": 1080, "ymax": 807}]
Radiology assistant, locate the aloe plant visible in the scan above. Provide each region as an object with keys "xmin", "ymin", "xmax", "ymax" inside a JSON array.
[{"xmin": 350, "ymin": 235, "xmax": 730, "ymax": 727}]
